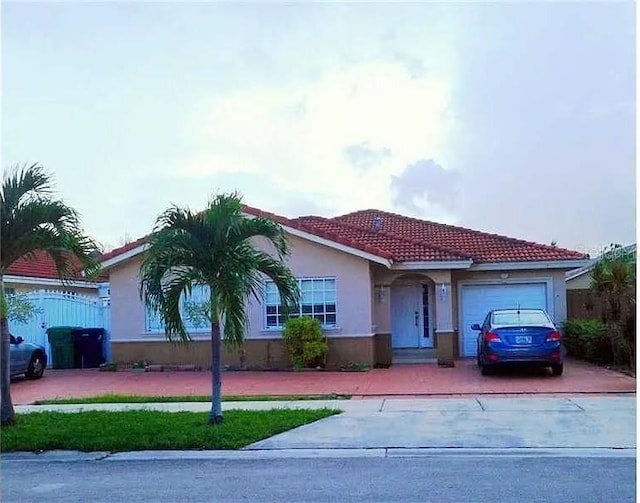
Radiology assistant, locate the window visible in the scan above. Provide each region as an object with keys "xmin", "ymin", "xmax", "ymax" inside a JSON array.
[
  {"xmin": 491, "ymin": 310, "xmax": 551, "ymax": 327},
  {"xmin": 422, "ymin": 285, "xmax": 430, "ymax": 338},
  {"xmin": 145, "ymin": 284, "xmax": 211, "ymax": 332},
  {"xmin": 265, "ymin": 278, "xmax": 336, "ymax": 328}
]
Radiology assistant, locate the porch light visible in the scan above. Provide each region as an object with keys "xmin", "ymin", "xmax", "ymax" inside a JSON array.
[
  {"xmin": 439, "ymin": 283, "xmax": 447, "ymax": 301},
  {"xmin": 378, "ymin": 284, "xmax": 386, "ymax": 302}
]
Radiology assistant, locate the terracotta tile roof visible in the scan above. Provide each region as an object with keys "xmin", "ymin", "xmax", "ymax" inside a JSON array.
[
  {"xmin": 293, "ymin": 216, "xmax": 469, "ymax": 262},
  {"xmin": 5, "ymin": 251, "xmax": 99, "ymax": 281},
  {"xmin": 331, "ymin": 209, "xmax": 587, "ymax": 263},
  {"xmin": 101, "ymin": 236, "xmax": 148, "ymax": 262},
  {"xmin": 99, "ymin": 205, "xmax": 587, "ymax": 267},
  {"xmin": 242, "ymin": 206, "xmax": 394, "ymax": 260}
]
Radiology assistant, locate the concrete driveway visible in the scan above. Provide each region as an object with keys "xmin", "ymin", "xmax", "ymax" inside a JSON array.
[
  {"xmin": 10, "ymin": 358, "xmax": 635, "ymax": 405},
  {"xmin": 247, "ymin": 396, "xmax": 636, "ymax": 451}
]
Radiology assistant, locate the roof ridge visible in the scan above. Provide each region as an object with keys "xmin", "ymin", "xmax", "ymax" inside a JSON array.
[
  {"xmin": 324, "ymin": 216, "xmax": 473, "ymax": 261},
  {"xmin": 336, "ymin": 209, "xmax": 586, "ymax": 258},
  {"xmin": 101, "ymin": 236, "xmax": 149, "ymax": 261}
]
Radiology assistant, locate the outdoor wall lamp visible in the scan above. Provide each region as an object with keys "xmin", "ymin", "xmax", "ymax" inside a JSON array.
[
  {"xmin": 439, "ymin": 283, "xmax": 447, "ymax": 301},
  {"xmin": 378, "ymin": 284, "xmax": 386, "ymax": 302}
]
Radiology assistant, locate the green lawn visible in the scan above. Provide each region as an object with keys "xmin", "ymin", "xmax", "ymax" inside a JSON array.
[
  {"xmin": 1, "ymin": 409, "xmax": 338, "ymax": 452},
  {"xmin": 34, "ymin": 393, "xmax": 351, "ymax": 405}
]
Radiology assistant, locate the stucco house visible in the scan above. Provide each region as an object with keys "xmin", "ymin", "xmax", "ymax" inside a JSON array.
[
  {"xmin": 100, "ymin": 207, "xmax": 588, "ymax": 368},
  {"xmin": 565, "ymin": 243, "xmax": 635, "ymax": 320},
  {"xmin": 4, "ymin": 251, "xmax": 105, "ymax": 297},
  {"xmin": 565, "ymin": 243, "xmax": 636, "ymax": 291}
]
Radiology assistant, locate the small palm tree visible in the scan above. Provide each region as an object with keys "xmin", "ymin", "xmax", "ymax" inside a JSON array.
[
  {"xmin": 591, "ymin": 244, "xmax": 636, "ymax": 370},
  {"xmin": 140, "ymin": 193, "xmax": 299, "ymax": 424},
  {"xmin": 1, "ymin": 163, "xmax": 101, "ymax": 426}
]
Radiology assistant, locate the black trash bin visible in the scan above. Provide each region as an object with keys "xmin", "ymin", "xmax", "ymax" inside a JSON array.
[{"xmin": 72, "ymin": 328, "xmax": 105, "ymax": 368}]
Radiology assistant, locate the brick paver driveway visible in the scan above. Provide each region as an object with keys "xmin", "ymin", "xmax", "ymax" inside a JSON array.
[{"xmin": 10, "ymin": 358, "xmax": 635, "ymax": 405}]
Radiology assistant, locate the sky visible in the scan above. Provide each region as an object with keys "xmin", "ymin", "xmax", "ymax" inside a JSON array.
[{"xmin": 2, "ymin": 1, "xmax": 636, "ymax": 257}]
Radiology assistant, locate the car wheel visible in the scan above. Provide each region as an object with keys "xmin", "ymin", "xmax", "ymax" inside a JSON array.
[
  {"xmin": 550, "ymin": 363, "xmax": 563, "ymax": 377},
  {"xmin": 480, "ymin": 362, "xmax": 493, "ymax": 376},
  {"xmin": 25, "ymin": 352, "xmax": 45, "ymax": 380}
]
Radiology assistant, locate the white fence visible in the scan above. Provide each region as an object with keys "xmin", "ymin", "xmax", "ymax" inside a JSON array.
[{"xmin": 8, "ymin": 290, "xmax": 111, "ymax": 363}]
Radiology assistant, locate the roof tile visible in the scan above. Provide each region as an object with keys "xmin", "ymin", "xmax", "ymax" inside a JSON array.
[{"xmin": 98, "ymin": 205, "xmax": 587, "ymax": 266}]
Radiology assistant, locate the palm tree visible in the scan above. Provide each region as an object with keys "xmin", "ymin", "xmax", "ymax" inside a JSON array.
[
  {"xmin": 1, "ymin": 163, "xmax": 101, "ymax": 425},
  {"xmin": 591, "ymin": 244, "xmax": 636, "ymax": 370},
  {"xmin": 140, "ymin": 193, "xmax": 299, "ymax": 424}
]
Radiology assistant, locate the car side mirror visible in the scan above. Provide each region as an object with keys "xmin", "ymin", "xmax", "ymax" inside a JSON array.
[
  {"xmin": 15, "ymin": 336, "xmax": 24, "ymax": 344},
  {"xmin": 471, "ymin": 324, "xmax": 481, "ymax": 331}
]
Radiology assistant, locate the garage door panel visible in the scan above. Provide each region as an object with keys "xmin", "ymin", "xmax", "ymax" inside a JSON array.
[{"xmin": 460, "ymin": 283, "xmax": 548, "ymax": 357}]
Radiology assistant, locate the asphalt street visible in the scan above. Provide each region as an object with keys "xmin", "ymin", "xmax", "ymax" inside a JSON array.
[
  {"xmin": 2, "ymin": 455, "xmax": 636, "ymax": 502},
  {"xmin": 5, "ymin": 396, "xmax": 636, "ymax": 502}
]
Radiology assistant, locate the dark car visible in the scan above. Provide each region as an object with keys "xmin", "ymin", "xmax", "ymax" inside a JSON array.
[
  {"xmin": 473, "ymin": 308, "xmax": 564, "ymax": 376},
  {"xmin": 10, "ymin": 334, "xmax": 47, "ymax": 379}
]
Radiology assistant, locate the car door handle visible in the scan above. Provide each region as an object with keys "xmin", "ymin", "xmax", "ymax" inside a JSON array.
[{"xmin": 414, "ymin": 311, "xmax": 419, "ymax": 327}]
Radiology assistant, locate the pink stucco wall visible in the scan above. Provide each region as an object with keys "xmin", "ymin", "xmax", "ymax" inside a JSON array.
[
  {"xmin": 248, "ymin": 234, "xmax": 373, "ymax": 338},
  {"xmin": 108, "ymin": 233, "xmax": 374, "ymax": 342},
  {"xmin": 109, "ymin": 257, "xmax": 147, "ymax": 341}
]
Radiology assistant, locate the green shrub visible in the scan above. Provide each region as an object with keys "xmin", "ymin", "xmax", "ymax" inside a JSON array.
[
  {"xmin": 282, "ymin": 317, "xmax": 328, "ymax": 369},
  {"xmin": 562, "ymin": 318, "xmax": 613, "ymax": 365}
]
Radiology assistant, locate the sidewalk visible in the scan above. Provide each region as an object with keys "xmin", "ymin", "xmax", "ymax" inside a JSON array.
[{"xmin": 13, "ymin": 395, "xmax": 636, "ymax": 453}]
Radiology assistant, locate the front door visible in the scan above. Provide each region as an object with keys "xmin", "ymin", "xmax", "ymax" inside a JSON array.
[{"xmin": 391, "ymin": 284, "xmax": 422, "ymax": 348}]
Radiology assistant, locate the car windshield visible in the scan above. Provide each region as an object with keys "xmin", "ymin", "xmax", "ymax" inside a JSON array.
[{"xmin": 492, "ymin": 311, "xmax": 551, "ymax": 326}]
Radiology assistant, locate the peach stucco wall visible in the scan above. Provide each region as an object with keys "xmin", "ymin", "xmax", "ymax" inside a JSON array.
[
  {"xmin": 108, "ymin": 234, "xmax": 374, "ymax": 342},
  {"xmin": 248, "ymin": 234, "xmax": 373, "ymax": 338},
  {"xmin": 110, "ymin": 257, "xmax": 147, "ymax": 341}
]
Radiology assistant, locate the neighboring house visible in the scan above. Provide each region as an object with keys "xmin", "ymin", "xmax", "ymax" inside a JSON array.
[
  {"xmin": 4, "ymin": 250, "xmax": 105, "ymax": 297},
  {"xmin": 565, "ymin": 243, "xmax": 636, "ymax": 319},
  {"xmin": 101, "ymin": 207, "xmax": 588, "ymax": 368},
  {"xmin": 4, "ymin": 251, "xmax": 112, "ymax": 361},
  {"xmin": 565, "ymin": 243, "xmax": 636, "ymax": 291}
]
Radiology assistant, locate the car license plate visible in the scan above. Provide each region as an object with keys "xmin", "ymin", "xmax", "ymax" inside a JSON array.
[{"xmin": 515, "ymin": 336, "xmax": 532, "ymax": 344}]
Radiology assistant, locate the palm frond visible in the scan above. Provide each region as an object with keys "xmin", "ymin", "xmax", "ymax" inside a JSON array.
[
  {"xmin": 140, "ymin": 192, "xmax": 299, "ymax": 350},
  {"xmin": 1, "ymin": 163, "xmax": 52, "ymax": 216},
  {"xmin": 1, "ymin": 163, "xmax": 101, "ymax": 279}
]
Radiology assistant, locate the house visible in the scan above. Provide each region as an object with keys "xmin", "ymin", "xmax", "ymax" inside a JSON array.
[
  {"xmin": 101, "ymin": 207, "xmax": 588, "ymax": 368},
  {"xmin": 565, "ymin": 243, "xmax": 635, "ymax": 319},
  {"xmin": 4, "ymin": 251, "xmax": 111, "ymax": 361},
  {"xmin": 4, "ymin": 250, "xmax": 106, "ymax": 297},
  {"xmin": 566, "ymin": 243, "xmax": 636, "ymax": 290}
]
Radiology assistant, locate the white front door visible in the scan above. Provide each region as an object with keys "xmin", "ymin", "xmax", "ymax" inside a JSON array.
[{"xmin": 391, "ymin": 284, "xmax": 422, "ymax": 348}]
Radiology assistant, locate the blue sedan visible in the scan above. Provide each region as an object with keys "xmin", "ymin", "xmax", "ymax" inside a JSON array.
[
  {"xmin": 10, "ymin": 334, "xmax": 47, "ymax": 379},
  {"xmin": 473, "ymin": 309, "xmax": 565, "ymax": 376}
]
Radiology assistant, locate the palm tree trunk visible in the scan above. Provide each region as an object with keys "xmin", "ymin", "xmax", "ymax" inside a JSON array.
[
  {"xmin": 1, "ymin": 276, "xmax": 16, "ymax": 425},
  {"xmin": 209, "ymin": 318, "xmax": 223, "ymax": 424}
]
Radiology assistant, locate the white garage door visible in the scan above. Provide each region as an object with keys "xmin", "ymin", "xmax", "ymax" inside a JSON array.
[{"xmin": 460, "ymin": 283, "xmax": 548, "ymax": 357}]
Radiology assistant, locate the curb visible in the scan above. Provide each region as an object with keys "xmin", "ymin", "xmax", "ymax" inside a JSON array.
[{"xmin": 3, "ymin": 447, "xmax": 636, "ymax": 463}]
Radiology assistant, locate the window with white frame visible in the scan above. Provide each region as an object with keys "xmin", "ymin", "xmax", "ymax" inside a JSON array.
[
  {"xmin": 265, "ymin": 278, "xmax": 336, "ymax": 328},
  {"xmin": 145, "ymin": 284, "xmax": 211, "ymax": 332}
]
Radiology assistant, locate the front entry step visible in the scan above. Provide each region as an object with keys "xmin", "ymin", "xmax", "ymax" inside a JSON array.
[{"xmin": 392, "ymin": 348, "xmax": 437, "ymax": 365}]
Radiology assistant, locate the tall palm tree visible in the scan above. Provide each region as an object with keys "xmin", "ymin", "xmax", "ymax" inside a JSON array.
[
  {"xmin": 140, "ymin": 193, "xmax": 299, "ymax": 424},
  {"xmin": 1, "ymin": 163, "xmax": 101, "ymax": 425}
]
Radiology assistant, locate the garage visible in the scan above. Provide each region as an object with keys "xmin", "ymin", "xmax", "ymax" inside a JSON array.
[{"xmin": 459, "ymin": 282, "xmax": 549, "ymax": 357}]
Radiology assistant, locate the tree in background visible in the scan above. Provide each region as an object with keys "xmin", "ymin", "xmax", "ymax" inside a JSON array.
[
  {"xmin": 1, "ymin": 163, "xmax": 101, "ymax": 425},
  {"xmin": 140, "ymin": 193, "xmax": 299, "ymax": 424},
  {"xmin": 590, "ymin": 244, "xmax": 636, "ymax": 371}
]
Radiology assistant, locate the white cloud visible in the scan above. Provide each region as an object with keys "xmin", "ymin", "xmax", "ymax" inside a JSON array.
[{"xmin": 174, "ymin": 60, "xmax": 455, "ymax": 216}]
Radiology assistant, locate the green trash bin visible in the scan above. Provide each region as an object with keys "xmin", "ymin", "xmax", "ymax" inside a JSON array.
[{"xmin": 46, "ymin": 326, "xmax": 81, "ymax": 369}]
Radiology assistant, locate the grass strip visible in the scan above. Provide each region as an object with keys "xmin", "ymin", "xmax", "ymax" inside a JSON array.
[
  {"xmin": 1, "ymin": 409, "xmax": 338, "ymax": 452},
  {"xmin": 34, "ymin": 393, "xmax": 351, "ymax": 405}
]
